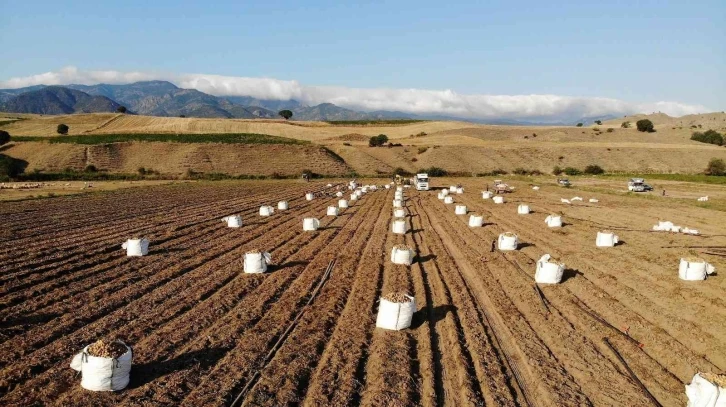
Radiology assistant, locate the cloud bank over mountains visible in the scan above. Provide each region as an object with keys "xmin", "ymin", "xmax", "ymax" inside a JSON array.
[{"xmin": 1, "ymin": 66, "xmax": 711, "ymax": 121}]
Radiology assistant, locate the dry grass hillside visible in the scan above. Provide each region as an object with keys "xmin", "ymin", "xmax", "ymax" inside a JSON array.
[{"xmin": 1, "ymin": 111, "xmax": 725, "ymax": 176}]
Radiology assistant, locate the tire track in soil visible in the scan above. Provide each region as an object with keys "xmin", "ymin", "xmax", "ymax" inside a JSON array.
[
  {"xmin": 171, "ymin": 190, "xmax": 386, "ymax": 407},
  {"xmin": 418, "ymin": 193, "xmax": 592, "ymax": 407},
  {"xmin": 237, "ymin": 189, "xmax": 392, "ymax": 406},
  {"xmin": 42, "ymin": 193, "xmax": 359, "ymax": 407},
  {"xmin": 457, "ymin": 191, "xmax": 725, "ymax": 376},
  {"xmin": 0, "ymin": 189, "xmax": 338, "ymax": 397},
  {"xmin": 424, "ymin": 196, "xmax": 658, "ymax": 406},
  {"xmin": 407, "ymin": 194, "xmax": 522, "ymax": 407}
]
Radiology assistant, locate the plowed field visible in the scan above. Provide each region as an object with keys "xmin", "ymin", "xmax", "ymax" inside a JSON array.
[{"xmin": 1, "ymin": 178, "xmax": 724, "ymax": 407}]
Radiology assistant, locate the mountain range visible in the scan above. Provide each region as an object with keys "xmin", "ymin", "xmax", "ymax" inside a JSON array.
[{"xmin": 0, "ymin": 81, "xmax": 616, "ymax": 125}]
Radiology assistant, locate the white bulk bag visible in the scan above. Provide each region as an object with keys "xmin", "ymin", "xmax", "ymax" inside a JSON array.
[
  {"xmin": 362, "ymin": 187, "xmax": 369, "ymax": 193},
  {"xmin": 561, "ymin": 198, "xmax": 571, "ymax": 204},
  {"xmin": 222, "ymin": 215, "xmax": 242, "ymax": 228},
  {"xmin": 338, "ymin": 199, "xmax": 349, "ymax": 208},
  {"xmin": 384, "ymin": 184, "xmax": 391, "ymax": 189},
  {"xmin": 685, "ymin": 373, "xmax": 726, "ymax": 407},
  {"xmin": 370, "ymin": 185, "xmax": 378, "ymax": 191},
  {"xmin": 545, "ymin": 215, "xmax": 562, "ymax": 228},
  {"xmin": 682, "ymin": 228, "xmax": 701, "ymax": 236},
  {"xmin": 571, "ymin": 196, "xmax": 583, "ymax": 201},
  {"xmin": 391, "ymin": 246, "xmax": 415, "ymax": 265},
  {"xmin": 596, "ymin": 231, "xmax": 619, "ymax": 247},
  {"xmin": 259, "ymin": 205, "xmax": 274, "ymax": 216},
  {"xmin": 532, "ymin": 186, "xmax": 540, "ymax": 191},
  {"xmin": 444, "ymin": 196, "xmax": 454, "ymax": 204},
  {"xmin": 327, "ymin": 206, "xmax": 339, "ymax": 216},
  {"xmin": 393, "ymin": 208, "xmax": 406, "ymax": 218},
  {"xmin": 336, "ymin": 191, "xmax": 343, "ymax": 197},
  {"xmin": 469, "ymin": 214, "xmax": 484, "ymax": 227},
  {"xmin": 493, "ymin": 196, "xmax": 504, "ymax": 204},
  {"xmin": 394, "ymin": 193, "xmax": 404, "ymax": 201},
  {"xmin": 455, "ymin": 205, "xmax": 467, "ymax": 215},
  {"xmin": 498, "ymin": 233, "xmax": 518, "ymax": 251},
  {"xmin": 449, "ymin": 185, "xmax": 457, "ymax": 191},
  {"xmin": 396, "ymin": 186, "xmax": 403, "ymax": 192},
  {"xmin": 303, "ymin": 218, "xmax": 321, "ymax": 231},
  {"xmin": 327, "ymin": 183, "xmax": 332, "ymax": 187},
  {"xmin": 376, "ymin": 295, "xmax": 416, "ymax": 331},
  {"xmin": 70, "ymin": 341, "xmax": 132, "ymax": 391},
  {"xmin": 437, "ymin": 192, "xmax": 446, "ymax": 200},
  {"xmin": 517, "ymin": 204, "xmax": 530, "ymax": 214},
  {"xmin": 277, "ymin": 201, "xmax": 288, "ymax": 210},
  {"xmin": 589, "ymin": 198, "xmax": 599, "ymax": 203},
  {"xmin": 482, "ymin": 191, "xmax": 493, "ymax": 199},
  {"xmin": 535, "ymin": 254, "xmax": 565, "ymax": 284},
  {"xmin": 679, "ymin": 258, "xmax": 716, "ymax": 281},
  {"xmin": 122, "ymin": 238, "xmax": 149, "ymax": 257},
  {"xmin": 456, "ymin": 187, "xmax": 464, "ymax": 194},
  {"xmin": 391, "ymin": 218, "xmax": 408, "ymax": 235},
  {"xmin": 441, "ymin": 188, "xmax": 450, "ymax": 196},
  {"xmin": 652, "ymin": 220, "xmax": 674, "ymax": 231},
  {"xmin": 244, "ymin": 251, "xmax": 271, "ymax": 273},
  {"xmin": 670, "ymin": 225, "xmax": 683, "ymax": 233},
  {"xmin": 306, "ymin": 192, "xmax": 314, "ymax": 201},
  {"xmin": 350, "ymin": 193, "xmax": 358, "ymax": 201},
  {"xmin": 698, "ymin": 196, "xmax": 709, "ymax": 202},
  {"xmin": 393, "ymin": 199, "xmax": 403, "ymax": 208}
]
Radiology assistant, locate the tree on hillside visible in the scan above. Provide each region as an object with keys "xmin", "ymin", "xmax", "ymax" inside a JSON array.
[
  {"xmin": 278, "ymin": 110, "xmax": 293, "ymax": 120},
  {"xmin": 0, "ymin": 130, "xmax": 10, "ymax": 146},
  {"xmin": 621, "ymin": 121, "xmax": 631, "ymax": 128},
  {"xmin": 691, "ymin": 129, "xmax": 724, "ymax": 146},
  {"xmin": 576, "ymin": 123, "xmax": 583, "ymax": 127},
  {"xmin": 584, "ymin": 164, "xmax": 605, "ymax": 175},
  {"xmin": 594, "ymin": 120, "xmax": 602, "ymax": 125},
  {"xmin": 636, "ymin": 119, "xmax": 655, "ymax": 133},
  {"xmin": 706, "ymin": 158, "xmax": 725, "ymax": 176},
  {"xmin": 368, "ymin": 134, "xmax": 389, "ymax": 147},
  {"xmin": 116, "ymin": 106, "xmax": 127, "ymax": 113},
  {"xmin": 57, "ymin": 124, "xmax": 69, "ymax": 135}
]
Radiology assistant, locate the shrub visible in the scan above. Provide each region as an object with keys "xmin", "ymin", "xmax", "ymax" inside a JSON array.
[
  {"xmin": 57, "ymin": 124, "xmax": 69, "ymax": 135},
  {"xmin": 621, "ymin": 121, "xmax": 631, "ymax": 128},
  {"xmin": 116, "ymin": 106, "xmax": 127, "ymax": 113},
  {"xmin": 392, "ymin": 167, "xmax": 411, "ymax": 176},
  {"xmin": 411, "ymin": 157, "xmax": 418, "ymax": 162},
  {"xmin": 368, "ymin": 134, "xmax": 389, "ymax": 147},
  {"xmin": 419, "ymin": 166, "xmax": 447, "ymax": 177},
  {"xmin": 606, "ymin": 128, "xmax": 614, "ymax": 133},
  {"xmin": 563, "ymin": 167, "xmax": 581, "ymax": 176},
  {"xmin": 138, "ymin": 167, "xmax": 147, "ymax": 175},
  {"xmin": 558, "ymin": 156, "xmax": 564, "ymax": 160},
  {"xmin": 691, "ymin": 130, "xmax": 724, "ymax": 146},
  {"xmin": 636, "ymin": 119, "xmax": 655, "ymax": 132},
  {"xmin": 583, "ymin": 164, "xmax": 605, "ymax": 175},
  {"xmin": 417, "ymin": 146, "xmax": 428, "ymax": 154},
  {"xmin": 84, "ymin": 165, "xmax": 98, "ymax": 173},
  {"xmin": 491, "ymin": 169, "xmax": 508, "ymax": 175},
  {"xmin": 0, "ymin": 130, "xmax": 10, "ymax": 145},
  {"xmin": 592, "ymin": 127, "xmax": 600, "ymax": 132},
  {"xmin": 552, "ymin": 166, "xmax": 563, "ymax": 175},
  {"xmin": 0, "ymin": 154, "xmax": 25, "ymax": 178},
  {"xmin": 532, "ymin": 133, "xmax": 537, "ymax": 137},
  {"xmin": 705, "ymin": 158, "xmax": 725, "ymax": 176},
  {"xmin": 576, "ymin": 123, "xmax": 583, "ymax": 127},
  {"xmin": 343, "ymin": 142, "xmax": 351, "ymax": 146},
  {"xmin": 594, "ymin": 120, "xmax": 602, "ymax": 125}
]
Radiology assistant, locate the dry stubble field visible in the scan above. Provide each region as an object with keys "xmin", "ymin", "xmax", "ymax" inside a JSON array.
[{"xmin": 1, "ymin": 178, "xmax": 724, "ymax": 406}]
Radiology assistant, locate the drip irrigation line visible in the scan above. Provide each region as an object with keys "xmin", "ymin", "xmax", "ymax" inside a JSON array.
[
  {"xmin": 500, "ymin": 254, "xmax": 550, "ymax": 314},
  {"xmin": 602, "ymin": 338, "xmax": 663, "ymax": 407},
  {"xmin": 229, "ymin": 259, "xmax": 336, "ymax": 407},
  {"xmin": 573, "ymin": 298, "xmax": 643, "ymax": 348}
]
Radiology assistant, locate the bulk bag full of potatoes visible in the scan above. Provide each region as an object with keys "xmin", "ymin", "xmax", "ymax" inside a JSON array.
[
  {"xmin": 336, "ymin": 191, "xmax": 343, "ymax": 197},
  {"xmin": 456, "ymin": 187, "xmax": 464, "ymax": 194},
  {"xmin": 277, "ymin": 201, "xmax": 288, "ymax": 210},
  {"xmin": 449, "ymin": 184, "xmax": 457, "ymax": 191},
  {"xmin": 305, "ymin": 192, "xmax": 314, "ymax": 201},
  {"xmin": 244, "ymin": 251, "xmax": 271, "ymax": 273},
  {"xmin": 535, "ymin": 254, "xmax": 565, "ymax": 284},
  {"xmin": 493, "ymin": 196, "xmax": 505, "ymax": 204},
  {"xmin": 338, "ymin": 199, "xmax": 349, "ymax": 208},
  {"xmin": 393, "ymin": 208, "xmax": 406, "ymax": 218},
  {"xmin": 441, "ymin": 188, "xmax": 450, "ymax": 196},
  {"xmin": 437, "ymin": 192, "xmax": 446, "ymax": 200},
  {"xmin": 444, "ymin": 196, "xmax": 454, "ymax": 204},
  {"xmin": 391, "ymin": 218, "xmax": 408, "ymax": 235},
  {"xmin": 468, "ymin": 214, "xmax": 484, "ymax": 227},
  {"xmin": 222, "ymin": 215, "xmax": 242, "ymax": 228},
  {"xmin": 350, "ymin": 193, "xmax": 358, "ymax": 201},
  {"xmin": 391, "ymin": 245, "xmax": 415, "ymax": 265},
  {"xmin": 596, "ymin": 231, "xmax": 619, "ymax": 247},
  {"xmin": 517, "ymin": 204, "xmax": 531, "ymax": 214},
  {"xmin": 122, "ymin": 238, "xmax": 149, "ymax": 257},
  {"xmin": 545, "ymin": 214, "xmax": 562, "ymax": 228},
  {"xmin": 482, "ymin": 191, "xmax": 494, "ymax": 199},
  {"xmin": 497, "ymin": 232, "xmax": 519, "ymax": 251},
  {"xmin": 376, "ymin": 293, "xmax": 416, "ymax": 331},
  {"xmin": 679, "ymin": 258, "xmax": 716, "ymax": 281},
  {"xmin": 455, "ymin": 205, "xmax": 467, "ymax": 215},
  {"xmin": 685, "ymin": 372, "xmax": 726, "ymax": 407},
  {"xmin": 303, "ymin": 218, "xmax": 321, "ymax": 231},
  {"xmin": 327, "ymin": 206, "xmax": 339, "ymax": 216},
  {"xmin": 259, "ymin": 205, "xmax": 274, "ymax": 216},
  {"xmin": 70, "ymin": 339, "xmax": 132, "ymax": 392},
  {"xmin": 393, "ymin": 199, "xmax": 403, "ymax": 208}
]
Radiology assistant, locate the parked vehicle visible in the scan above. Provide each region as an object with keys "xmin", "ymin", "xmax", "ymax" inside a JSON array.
[
  {"xmin": 557, "ymin": 178, "xmax": 571, "ymax": 187},
  {"xmin": 628, "ymin": 178, "xmax": 651, "ymax": 192},
  {"xmin": 415, "ymin": 173, "xmax": 429, "ymax": 191}
]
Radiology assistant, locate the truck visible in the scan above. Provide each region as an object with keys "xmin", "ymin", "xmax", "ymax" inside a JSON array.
[
  {"xmin": 415, "ymin": 173, "xmax": 430, "ymax": 191},
  {"xmin": 628, "ymin": 178, "xmax": 653, "ymax": 192}
]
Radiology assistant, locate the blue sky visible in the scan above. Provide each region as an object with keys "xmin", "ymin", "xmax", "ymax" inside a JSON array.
[{"xmin": 1, "ymin": 0, "xmax": 724, "ymax": 119}]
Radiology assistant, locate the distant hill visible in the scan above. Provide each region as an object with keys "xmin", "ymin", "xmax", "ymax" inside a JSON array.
[{"xmin": 0, "ymin": 86, "xmax": 120, "ymax": 114}]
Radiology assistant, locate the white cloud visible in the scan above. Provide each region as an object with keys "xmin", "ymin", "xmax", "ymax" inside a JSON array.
[{"xmin": 0, "ymin": 66, "xmax": 711, "ymax": 120}]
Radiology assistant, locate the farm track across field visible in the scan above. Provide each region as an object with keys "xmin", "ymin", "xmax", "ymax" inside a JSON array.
[{"xmin": 1, "ymin": 178, "xmax": 723, "ymax": 407}]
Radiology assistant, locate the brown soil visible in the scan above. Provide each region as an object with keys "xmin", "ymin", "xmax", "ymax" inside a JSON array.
[{"xmin": 1, "ymin": 177, "xmax": 724, "ymax": 406}]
